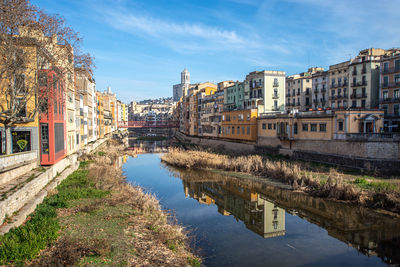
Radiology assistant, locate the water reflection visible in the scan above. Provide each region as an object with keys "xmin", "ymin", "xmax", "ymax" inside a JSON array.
[
  {"xmin": 184, "ymin": 180, "xmax": 286, "ymax": 239},
  {"xmin": 167, "ymin": 166, "xmax": 400, "ymax": 265},
  {"xmin": 128, "ymin": 139, "xmax": 169, "ymax": 154}
]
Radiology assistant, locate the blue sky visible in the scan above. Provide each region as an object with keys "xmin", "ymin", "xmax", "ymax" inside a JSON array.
[{"xmin": 32, "ymin": 0, "xmax": 400, "ymax": 102}]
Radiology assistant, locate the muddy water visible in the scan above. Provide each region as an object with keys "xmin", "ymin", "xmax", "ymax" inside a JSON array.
[{"xmin": 123, "ymin": 153, "xmax": 400, "ymax": 267}]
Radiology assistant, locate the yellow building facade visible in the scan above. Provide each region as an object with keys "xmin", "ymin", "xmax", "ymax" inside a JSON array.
[{"xmin": 221, "ymin": 109, "xmax": 258, "ymax": 142}]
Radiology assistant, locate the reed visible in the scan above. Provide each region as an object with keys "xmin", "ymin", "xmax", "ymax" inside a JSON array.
[{"xmin": 161, "ymin": 149, "xmax": 400, "ymax": 213}]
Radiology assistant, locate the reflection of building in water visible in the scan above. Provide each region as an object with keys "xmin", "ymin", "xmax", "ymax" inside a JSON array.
[
  {"xmin": 183, "ymin": 180, "xmax": 285, "ymax": 239},
  {"xmin": 128, "ymin": 140, "xmax": 169, "ymax": 154}
]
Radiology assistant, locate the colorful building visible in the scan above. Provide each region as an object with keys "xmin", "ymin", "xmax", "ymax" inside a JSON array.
[
  {"xmin": 221, "ymin": 109, "xmax": 258, "ymax": 142},
  {"xmin": 38, "ymin": 69, "xmax": 67, "ymax": 165}
]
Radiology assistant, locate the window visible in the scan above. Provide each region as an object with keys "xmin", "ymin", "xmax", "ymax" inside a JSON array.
[
  {"xmin": 395, "ymin": 60, "xmax": 400, "ymax": 71},
  {"xmin": 268, "ymin": 123, "xmax": 272, "ymax": 130},
  {"xmin": 16, "ymin": 98, "xmax": 26, "ymax": 117},
  {"xmin": 338, "ymin": 121, "xmax": 344, "ymax": 131},
  {"xmin": 320, "ymin": 123, "xmax": 326, "ymax": 132},
  {"xmin": 383, "ymin": 91, "xmax": 389, "ymax": 100},
  {"xmin": 273, "ymin": 123, "xmax": 276, "ymax": 130},
  {"xmin": 262, "ymin": 123, "xmax": 266, "ymax": 130},
  {"xmin": 237, "ymin": 126, "xmax": 240, "ymax": 134},
  {"xmin": 14, "ymin": 74, "xmax": 26, "ymax": 94},
  {"xmin": 11, "ymin": 130, "xmax": 31, "ymax": 153},
  {"xmin": 394, "ymin": 89, "xmax": 399, "ymax": 99},
  {"xmin": 232, "ymin": 126, "xmax": 235, "ymax": 134},
  {"xmin": 310, "ymin": 124, "xmax": 317, "ymax": 132},
  {"xmin": 40, "ymin": 124, "xmax": 49, "ymax": 154},
  {"xmin": 383, "ymin": 76, "xmax": 389, "ymax": 86},
  {"xmin": 39, "ymin": 73, "xmax": 48, "ymax": 87},
  {"xmin": 394, "ymin": 105, "xmax": 400, "ymax": 116},
  {"xmin": 302, "ymin": 123, "xmax": 308, "ymax": 131},
  {"xmin": 382, "ymin": 105, "xmax": 388, "ymax": 115},
  {"xmin": 247, "ymin": 126, "xmax": 250, "ymax": 134},
  {"xmin": 294, "ymin": 123, "xmax": 298, "ymax": 134},
  {"xmin": 361, "ymin": 100, "xmax": 366, "ymax": 108},
  {"xmin": 352, "ymin": 100, "xmax": 357, "ymax": 108},
  {"xmin": 242, "ymin": 127, "xmax": 245, "ymax": 134}
]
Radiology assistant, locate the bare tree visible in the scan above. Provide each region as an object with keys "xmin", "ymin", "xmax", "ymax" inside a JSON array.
[{"xmin": 0, "ymin": 0, "xmax": 95, "ymax": 154}]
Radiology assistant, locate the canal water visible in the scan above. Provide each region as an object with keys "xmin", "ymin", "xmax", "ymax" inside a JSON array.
[{"xmin": 123, "ymin": 153, "xmax": 400, "ymax": 267}]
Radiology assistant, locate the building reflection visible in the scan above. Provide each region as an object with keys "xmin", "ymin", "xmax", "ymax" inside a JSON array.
[
  {"xmin": 128, "ymin": 139, "xmax": 169, "ymax": 154},
  {"xmin": 183, "ymin": 180, "xmax": 286, "ymax": 239},
  {"xmin": 165, "ymin": 165, "xmax": 400, "ymax": 265}
]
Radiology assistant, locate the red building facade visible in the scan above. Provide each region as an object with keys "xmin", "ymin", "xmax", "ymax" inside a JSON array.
[{"xmin": 39, "ymin": 68, "xmax": 66, "ymax": 165}]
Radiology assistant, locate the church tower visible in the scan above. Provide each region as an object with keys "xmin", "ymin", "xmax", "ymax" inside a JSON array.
[{"xmin": 181, "ymin": 68, "xmax": 190, "ymax": 85}]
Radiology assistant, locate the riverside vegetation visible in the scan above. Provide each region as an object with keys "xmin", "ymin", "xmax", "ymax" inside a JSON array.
[
  {"xmin": 161, "ymin": 149, "xmax": 400, "ymax": 214},
  {"xmin": 0, "ymin": 140, "xmax": 200, "ymax": 266}
]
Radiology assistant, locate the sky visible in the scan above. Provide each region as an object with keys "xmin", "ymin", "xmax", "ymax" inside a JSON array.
[{"xmin": 32, "ymin": 0, "xmax": 400, "ymax": 102}]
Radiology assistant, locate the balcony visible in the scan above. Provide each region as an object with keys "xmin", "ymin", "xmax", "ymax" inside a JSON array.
[
  {"xmin": 352, "ymin": 70, "xmax": 357, "ymax": 75},
  {"xmin": 382, "ymin": 67, "xmax": 400, "ymax": 74},
  {"xmin": 250, "ymin": 82, "xmax": 264, "ymax": 89},
  {"xmin": 297, "ymin": 91, "xmax": 300, "ymax": 96},
  {"xmin": 305, "ymin": 91, "xmax": 310, "ymax": 95},
  {"xmin": 273, "ymin": 82, "xmax": 279, "ymax": 87},
  {"xmin": 351, "ymin": 81, "xmax": 368, "ymax": 87},
  {"xmin": 313, "ymin": 99, "xmax": 318, "ymax": 103},
  {"xmin": 271, "ymin": 106, "xmax": 280, "ymax": 111},
  {"xmin": 272, "ymin": 93, "xmax": 279, "ymax": 99},
  {"xmin": 314, "ymin": 89, "xmax": 319, "ymax": 93},
  {"xmin": 286, "ymin": 93, "xmax": 291, "ymax": 97},
  {"xmin": 361, "ymin": 68, "xmax": 367, "ymax": 74},
  {"xmin": 381, "ymin": 82, "xmax": 400, "ymax": 88},
  {"xmin": 380, "ymin": 97, "xmax": 392, "ymax": 104},
  {"xmin": 350, "ymin": 93, "xmax": 367, "ymax": 99},
  {"xmin": 277, "ymin": 132, "xmax": 289, "ymax": 140},
  {"xmin": 321, "ymin": 88, "xmax": 327, "ymax": 93},
  {"xmin": 343, "ymin": 81, "xmax": 348, "ymax": 86}
]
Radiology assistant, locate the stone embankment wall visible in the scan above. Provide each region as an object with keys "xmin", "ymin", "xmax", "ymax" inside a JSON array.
[
  {"xmin": 0, "ymin": 136, "xmax": 109, "ymax": 234},
  {"xmin": 176, "ymin": 132, "xmax": 400, "ymax": 174},
  {"xmin": 0, "ymin": 151, "xmax": 38, "ymax": 186}
]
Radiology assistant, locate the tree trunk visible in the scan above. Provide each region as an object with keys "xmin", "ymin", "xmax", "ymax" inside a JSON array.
[{"xmin": 5, "ymin": 126, "xmax": 12, "ymax": 155}]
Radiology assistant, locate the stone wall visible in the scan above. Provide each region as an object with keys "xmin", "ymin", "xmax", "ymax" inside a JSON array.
[
  {"xmin": 0, "ymin": 151, "xmax": 38, "ymax": 186},
  {"xmin": 176, "ymin": 131, "xmax": 255, "ymax": 153},
  {"xmin": 0, "ymin": 136, "xmax": 109, "ymax": 232}
]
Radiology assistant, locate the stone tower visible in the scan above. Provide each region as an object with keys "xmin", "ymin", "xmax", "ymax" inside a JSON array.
[{"xmin": 181, "ymin": 68, "xmax": 190, "ymax": 85}]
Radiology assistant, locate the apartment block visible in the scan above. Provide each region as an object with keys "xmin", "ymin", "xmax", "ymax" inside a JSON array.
[
  {"xmin": 328, "ymin": 61, "xmax": 349, "ymax": 109},
  {"xmin": 286, "ymin": 68, "xmax": 321, "ymax": 111},
  {"xmin": 348, "ymin": 49, "xmax": 385, "ymax": 110},
  {"xmin": 221, "ymin": 109, "xmax": 258, "ymax": 142},
  {"xmin": 245, "ymin": 70, "xmax": 286, "ymax": 114},
  {"xmin": 311, "ymin": 70, "xmax": 329, "ymax": 110},
  {"xmin": 380, "ymin": 49, "xmax": 400, "ymax": 132}
]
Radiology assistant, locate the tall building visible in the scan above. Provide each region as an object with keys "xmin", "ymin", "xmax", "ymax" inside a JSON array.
[
  {"xmin": 380, "ymin": 49, "xmax": 400, "ymax": 132},
  {"xmin": 312, "ymin": 70, "xmax": 329, "ymax": 110},
  {"xmin": 328, "ymin": 61, "xmax": 349, "ymax": 109},
  {"xmin": 173, "ymin": 68, "xmax": 191, "ymax": 101},
  {"xmin": 286, "ymin": 68, "xmax": 322, "ymax": 112},
  {"xmin": 244, "ymin": 70, "xmax": 286, "ymax": 114},
  {"xmin": 348, "ymin": 48, "xmax": 385, "ymax": 109}
]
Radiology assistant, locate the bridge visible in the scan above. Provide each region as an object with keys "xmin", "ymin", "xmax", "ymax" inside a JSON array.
[{"xmin": 118, "ymin": 120, "xmax": 179, "ymax": 128}]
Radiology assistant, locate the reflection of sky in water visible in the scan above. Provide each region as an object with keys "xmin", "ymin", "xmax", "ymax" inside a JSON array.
[{"xmin": 123, "ymin": 154, "xmax": 388, "ymax": 267}]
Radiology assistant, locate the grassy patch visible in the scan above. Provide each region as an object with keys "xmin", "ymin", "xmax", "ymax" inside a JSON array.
[
  {"xmin": 97, "ymin": 151, "xmax": 107, "ymax": 156},
  {"xmin": 354, "ymin": 177, "xmax": 397, "ymax": 192},
  {"xmin": 0, "ymin": 161, "xmax": 108, "ymax": 265}
]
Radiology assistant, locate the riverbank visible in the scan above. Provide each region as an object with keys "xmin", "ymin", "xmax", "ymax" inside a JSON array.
[
  {"xmin": 161, "ymin": 149, "xmax": 400, "ymax": 214},
  {"xmin": 0, "ymin": 140, "xmax": 200, "ymax": 266}
]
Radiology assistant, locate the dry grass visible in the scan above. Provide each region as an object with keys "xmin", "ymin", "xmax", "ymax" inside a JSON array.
[{"xmin": 162, "ymin": 149, "xmax": 400, "ymax": 214}]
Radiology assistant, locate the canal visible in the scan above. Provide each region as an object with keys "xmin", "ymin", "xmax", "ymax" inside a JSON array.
[{"xmin": 123, "ymin": 153, "xmax": 400, "ymax": 267}]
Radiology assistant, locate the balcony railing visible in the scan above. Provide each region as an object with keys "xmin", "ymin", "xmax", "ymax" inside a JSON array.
[
  {"xmin": 380, "ymin": 97, "xmax": 400, "ymax": 103},
  {"xmin": 381, "ymin": 82, "xmax": 400, "ymax": 88},
  {"xmin": 350, "ymin": 93, "xmax": 367, "ymax": 99},
  {"xmin": 352, "ymin": 70, "xmax": 357, "ymax": 75},
  {"xmin": 271, "ymin": 106, "xmax": 280, "ymax": 111},
  {"xmin": 351, "ymin": 81, "xmax": 368, "ymax": 87},
  {"xmin": 286, "ymin": 93, "xmax": 291, "ymax": 97},
  {"xmin": 334, "ymin": 133, "xmax": 400, "ymax": 141},
  {"xmin": 273, "ymin": 82, "xmax": 279, "ymax": 87},
  {"xmin": 381, "ymin": 67, "xmax": 400, "ymax": 74},
  {"xmin": 314, "ymin": 89, "xmax": 319, "ymax": 93},
  {"xmin": 297, "ymin": 91, "xmax": 300, "ymax": 96},
  {"xmin": 361, "ymin": 68, "xmax": 367, "ymax": 74},
  {"xmin": 272, "ymin": 94, "xmax": 279, "ymax": 99},
  {"xmin": 305, "ymin": 91, "xmax": 310, "ymax": 95}
]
